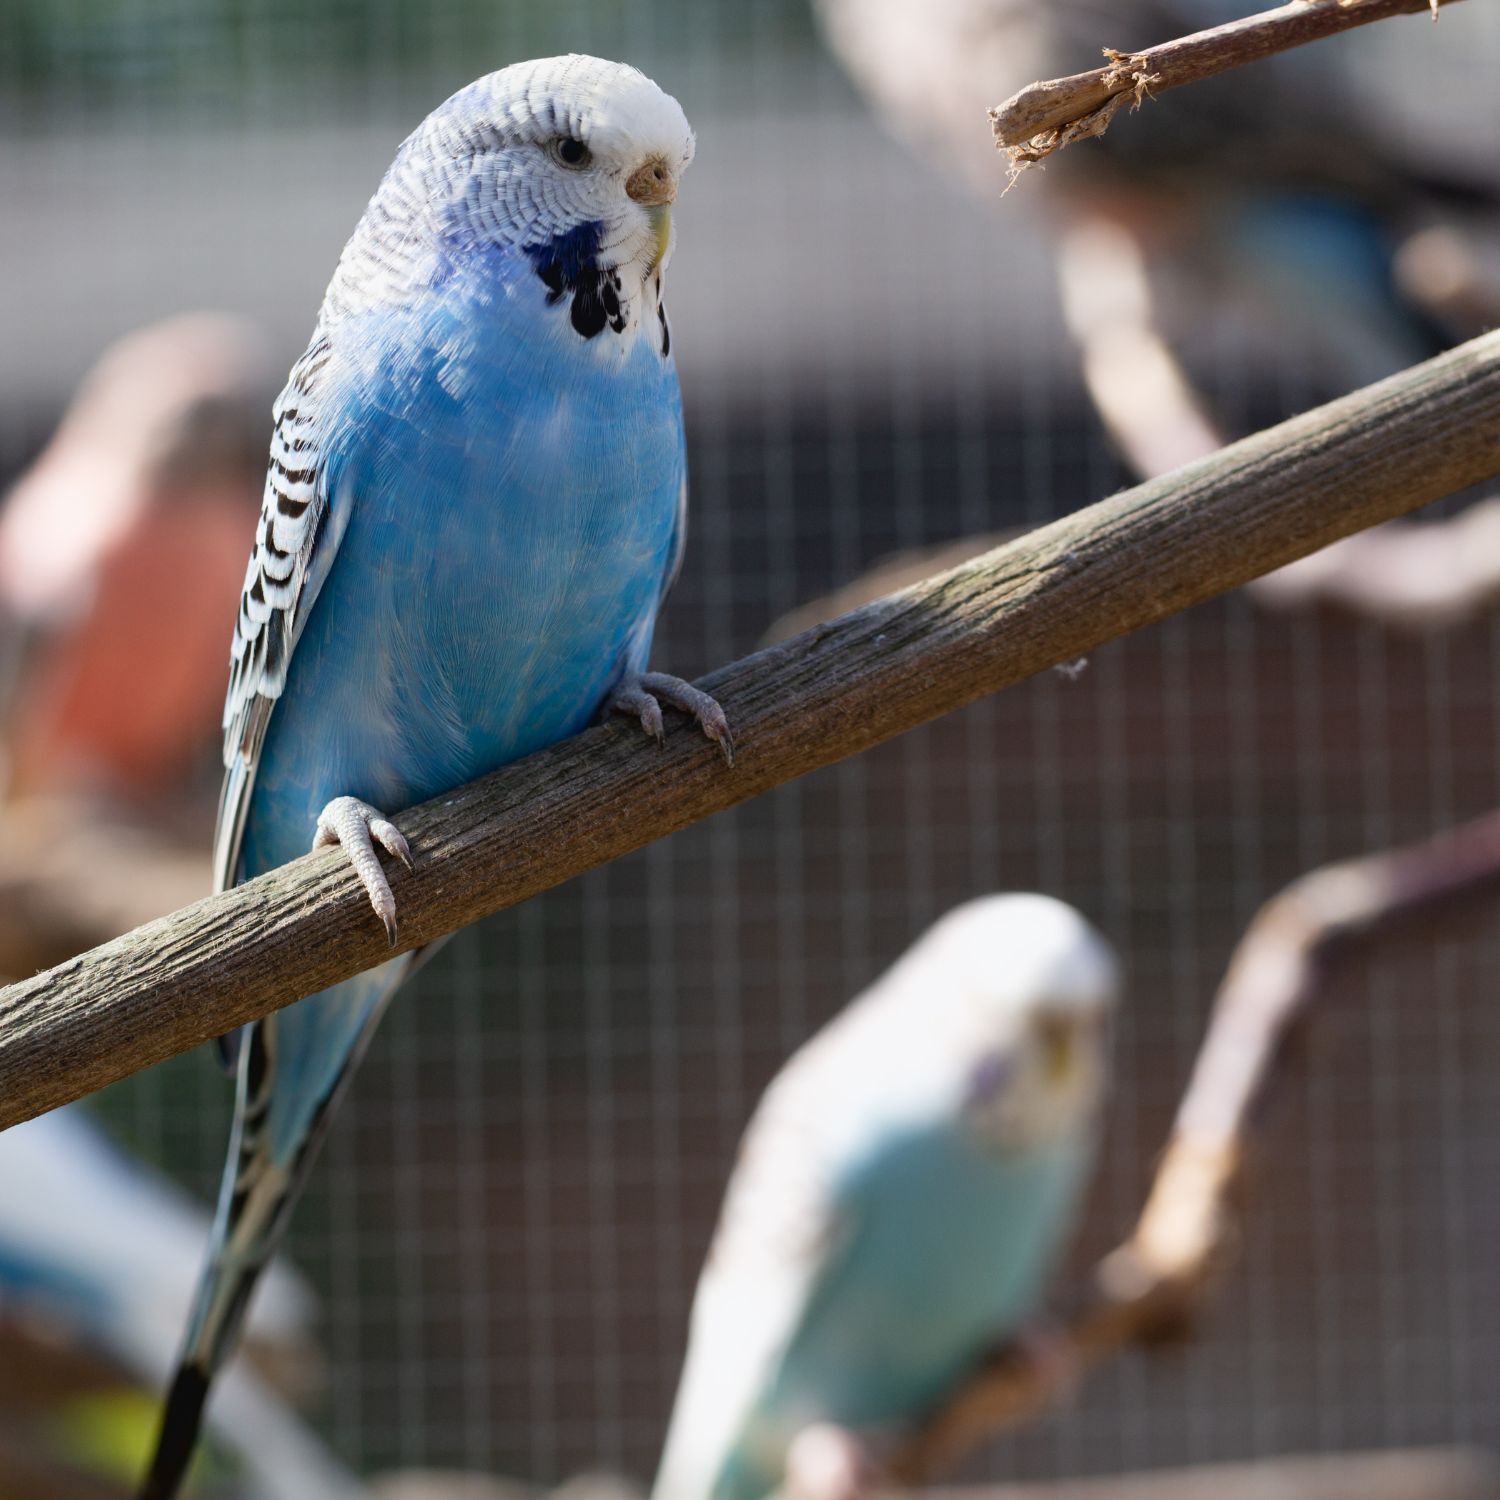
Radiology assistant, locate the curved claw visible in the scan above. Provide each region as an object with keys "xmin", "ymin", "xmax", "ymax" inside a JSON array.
[
  {"xmin": 313, "ymin": 795, "xmax": 413, "ymax": 945},
  {"xmin": 607, "ymin": 671, "xmax": 734, "ymax": 765},
  {"xmin": 607, "ymin": 681, "xmax": 666, "ymax": 746}
]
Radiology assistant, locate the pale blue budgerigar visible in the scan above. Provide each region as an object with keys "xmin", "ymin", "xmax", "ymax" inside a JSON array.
[
  {"xmin": 141, "ymin": 54, "xmax": 729, "ymax": 1499},
  {"xmin": 652, "ymin": 894, "xmax": 1118, "ymax": 1500},
  {"xmin": 0, "ymin": 1105, "xmax": 364, "ymax": 1499}
]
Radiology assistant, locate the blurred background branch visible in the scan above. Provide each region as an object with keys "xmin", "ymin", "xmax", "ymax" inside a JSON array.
[
  {"xmin": 3, "ymin": 328, "xmax": 1500, "ymax": 1130},
  {"xmin": 991, "ymin": 0, "xmax": 1462, "ymax": 170},
  {"xmin": 820, "ymin": 0, "xmax": 1500, "ymax": 638},
  {"xmin": 1050, "ymin": 170, "xmax": 1500, "ymax": 631},
  {"xmin": 912, "ymin": 1450, "xmax": 1500, "ymax": 1500},
  {"xmin": 886, "ymin": 809, "xmax": 1500, "ymax": 1486}
]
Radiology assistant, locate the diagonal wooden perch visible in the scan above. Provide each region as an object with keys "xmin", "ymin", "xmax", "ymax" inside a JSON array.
[
  {"xmin": 991, "ymin": 0, "xmax": 1463, "ymax": 168},
  {"xmin": 887, "ymin": 807, "xmax": 1500, "ymax": 1483},
  {"xmin": 2, "ymin": 331, "xmax": 1500, "ymax": 1132}
]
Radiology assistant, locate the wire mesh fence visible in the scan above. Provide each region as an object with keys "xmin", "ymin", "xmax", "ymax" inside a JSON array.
[{"xmin": 3, "ymin": 0, "xmax": 1500, "ymax": 1491}]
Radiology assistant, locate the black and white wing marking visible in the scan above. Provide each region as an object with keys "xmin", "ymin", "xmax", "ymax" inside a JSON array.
[{"xmin": 214, "ymin": 334, "xmax": 348, "ymax": 895}]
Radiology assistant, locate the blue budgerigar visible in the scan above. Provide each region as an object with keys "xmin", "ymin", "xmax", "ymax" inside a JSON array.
[
  {"xmin": 142, "ymin": 54, "xmax": 728, "ymax": 1499},
  {"xmin": 653, "ymin": 894, "xmax": 1118, "ymax": 1500}
]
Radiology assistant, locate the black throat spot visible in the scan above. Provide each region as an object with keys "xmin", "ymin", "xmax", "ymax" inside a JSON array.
[{"xmin": 528, "ymin": 220, "xmax": 629, "ymax": 341}]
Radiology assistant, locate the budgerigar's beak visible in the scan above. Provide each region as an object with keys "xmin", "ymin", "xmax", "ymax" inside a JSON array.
[
  {"xmin": 645, "ymin": 204, "xmax": 672, "ymax": 274},
  {"xmin": 1037, "ymin": 1014, "xmax": 1077, "ymax": 1084}
]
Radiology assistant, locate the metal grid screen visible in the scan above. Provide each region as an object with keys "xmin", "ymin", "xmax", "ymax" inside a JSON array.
[{"xmin": 3, "ymin": 0, "xmax": 1500, "ymax": 1490}]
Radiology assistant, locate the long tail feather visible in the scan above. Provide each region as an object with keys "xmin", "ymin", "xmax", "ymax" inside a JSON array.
[
  {"xmin": 138, "ymin": 1365, "xmax": 212, "ymax": 1500},
  {"xmin": 138, "ymin": 983, "xmax": 396, "ymax": 1500}
]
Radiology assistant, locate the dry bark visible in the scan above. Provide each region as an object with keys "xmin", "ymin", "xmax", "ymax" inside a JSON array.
[{"xmin": 2, "ymin": 331, "xmax": 1500, "ymax": 1130}]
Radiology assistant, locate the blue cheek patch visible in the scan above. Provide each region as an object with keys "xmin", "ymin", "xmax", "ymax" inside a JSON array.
[{"xmin": 526, "ymin": 220, "xmax": 629, "ymax": 340}]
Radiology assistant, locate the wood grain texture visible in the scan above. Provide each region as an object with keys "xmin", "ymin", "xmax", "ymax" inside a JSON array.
[
  {"xmin": 991, "ymin": 0, "xmax": 1460, "ymax": 161},
  {"xmin": 2, "ymin": 330, "xmax": 1500, "ymax": 1130}
]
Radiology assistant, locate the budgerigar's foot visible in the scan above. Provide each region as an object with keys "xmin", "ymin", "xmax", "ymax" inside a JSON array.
[
  {"xmin": 313, "ymin": 795, "xmax": 414, "ymax": 946},
  {"xmin": 785, "ymin": 1424, "xmax": 877, "ymax": 1500},
  {"xmin": 607, "ymin": 671, "xmax": 734, "ymax": 765}
]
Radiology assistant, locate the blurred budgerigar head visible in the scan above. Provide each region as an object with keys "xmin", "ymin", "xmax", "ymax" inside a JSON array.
[
  {"xmin": 328, "ymin": 54, "xmax": 694, "ymax": 340},
  {"xmin": 882, "ymin": 893, "xmax": 1118, "ymax": 1154}
]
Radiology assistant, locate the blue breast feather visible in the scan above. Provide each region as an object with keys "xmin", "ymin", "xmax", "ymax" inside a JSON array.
[
  {"xmin": 718, "ymin": 1125, "xmax": 1091, "ymax": 1500},
  {"xmin": 237, "ymin": 237, "xmax": 685, "ymax": 1159},
  {"xmin": 246, "ymin": 242, "xmax": 684, "ymax": 874}
]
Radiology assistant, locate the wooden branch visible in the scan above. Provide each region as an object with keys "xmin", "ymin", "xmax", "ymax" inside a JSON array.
[
  {"xmin": 3, "ymin": 331, "xmax": 1500, "ymax": 1131},
  {"xmin": 0, "ymin": 798, "xmax": 212, "ymax": 982},
  {"xmin": 1050, "ymin": 219, "xmax": 1500, "ymax": 630},
  {"xmin": 761, "ymin": 533, "xmax": 1019, "ymax": 646},
  {"xmin": 913, "ymin": 1450, "xmax": 1500, "ymax": 1500},
  {"xmin": 1247, "ymin": 496, "xmax": 1500, "ymax": 628},
  {"xmin": 991, "ymin": 0, "xmax": 1461, "ymax": 169},
  {"xmin": 1049, "ymin": 219, "xmax": 1500, "ymax": 631},
  {"xmin": 887, "ymin": 809, "xmax": 1500, "ymax": 1484},
  {"xmin": 371, "ymin": 1472, "xmax": 540, "ymax": 1500},
  {"xmin": 1055, "ymin": 219, "xmax": 1227, "ymax": 481}
]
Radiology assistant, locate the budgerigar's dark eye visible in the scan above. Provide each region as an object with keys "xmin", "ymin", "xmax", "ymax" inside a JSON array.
[{"xmin": 554, "ymin": 136, "xmax": 591, "ymax": 168}]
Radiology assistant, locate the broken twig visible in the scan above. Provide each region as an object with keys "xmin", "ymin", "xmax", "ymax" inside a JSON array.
[{"xmin": 992, "ymin": 0, "xmax": 1461, "ymax": 169}]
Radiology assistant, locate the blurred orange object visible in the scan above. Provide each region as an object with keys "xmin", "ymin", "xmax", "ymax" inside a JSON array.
[
  {"xmin": 6, "ymin": 500, "xmax": 252, "ymax": 800},
  {"xmin": 0, "ymin": 313, "xmax": 271, "ymax": 803}
]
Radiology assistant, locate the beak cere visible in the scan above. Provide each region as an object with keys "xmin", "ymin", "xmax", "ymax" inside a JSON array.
[{"xmin": 626, "ymin": 157, "xmax": 677, "ymax": 206}]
